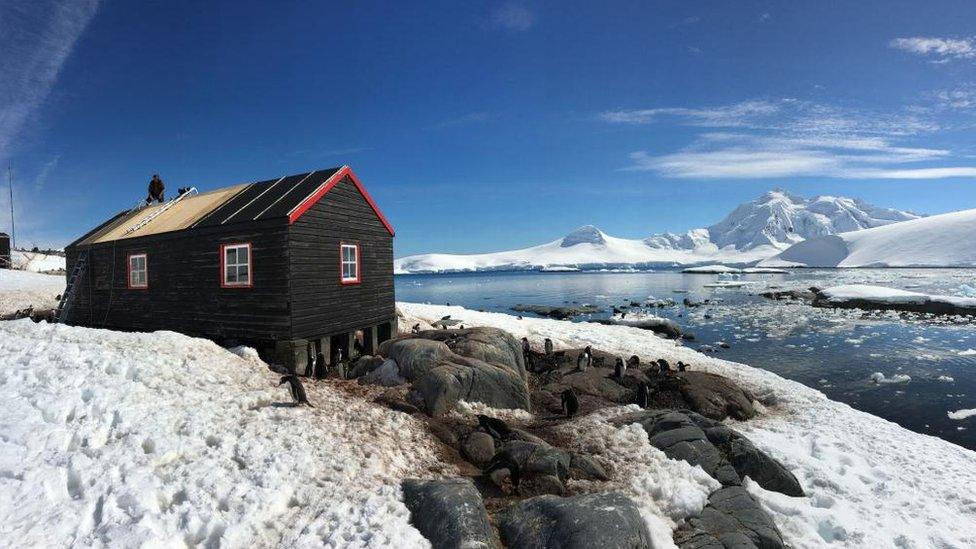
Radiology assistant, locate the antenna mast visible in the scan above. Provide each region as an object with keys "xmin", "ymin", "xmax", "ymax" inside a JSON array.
[{"xmin": 6, "ymin": 165, "xmax": 13, "ymax": 250}]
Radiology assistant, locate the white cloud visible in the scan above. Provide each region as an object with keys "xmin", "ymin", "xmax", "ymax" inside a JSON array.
[
  {"xmin": 930, "ymin": 86, "xmax": 976, "ymax": 110},
  {"xmin": 890, "ymin": 36, "xmax": 976, "ymax": 62},
  {"xmin": 607, "ymin": 99, "xmax": 976, "ymax": 180},
  {"xmin": 490, "ymin": 3, "xmax": 535, "ymax": 32},
  {"xmin": 0, "ymin": 0, "xmax": 101, "ymax": 162}
]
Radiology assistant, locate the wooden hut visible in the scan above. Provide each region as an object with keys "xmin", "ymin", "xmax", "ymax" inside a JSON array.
[{"xmin": 62, "ymin": 166, "xmax": 396, "ymax": 375}]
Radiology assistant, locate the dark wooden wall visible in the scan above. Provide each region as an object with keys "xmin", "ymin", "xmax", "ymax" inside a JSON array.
[
  {"xmin": 0, "ymin": 234, "xmax": 9, "ymax": 268},
  {"xmin": 289, "ymin": 176, "xmax": 396, "ymax": 340},
  {"xmin": 64, "ymin": 218, "xmax": 292, "ymax": 342}
]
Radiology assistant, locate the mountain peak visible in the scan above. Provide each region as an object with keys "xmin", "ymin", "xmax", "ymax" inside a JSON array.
[{"xmin": 561, "ymin": 225, "xmax": 606, "ymax": 247}]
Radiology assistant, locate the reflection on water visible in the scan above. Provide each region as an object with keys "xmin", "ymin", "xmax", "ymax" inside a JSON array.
[{"xmin": 396, "ymin": 269, "xmax": 976, "ymax": 450}]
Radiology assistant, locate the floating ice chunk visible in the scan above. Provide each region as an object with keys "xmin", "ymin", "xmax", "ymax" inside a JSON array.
[
  {"xmin": 947, "ymin": 409, "xmax": 976, "ymax": 420},
  {"xmin": 870, "ymin": 372, "xmax": 911, "ymax": 384}
]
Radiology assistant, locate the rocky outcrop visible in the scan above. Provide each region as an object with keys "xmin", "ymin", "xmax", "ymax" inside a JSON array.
[
  {"xmin": 496, "ymin": 492, "xmax": 652, "ymax": 549},
  {"xmin": 621, "ymin": 409, "xmax": 803, "ymax": 497},
  {"xmin": 372, "ymin": 328, "xmax": 531, "ymax": 416},
  {"xmin": 674, "ymin": 486, "xmax": 785, "ymax": 549},
  {"xmin": 402, "ymin": 478, "xmax": 499, "ymax": 549},
  {"xmin": 588, "ymin": 316, "xmax": 683, "ymax": 339},
  {"xmin": 510, "ymin": 304, "xmax": 602, "ymax": 319}
]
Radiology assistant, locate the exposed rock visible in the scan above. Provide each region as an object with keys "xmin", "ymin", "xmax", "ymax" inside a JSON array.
[
  {"xmin": 372, "ymin": 328, "xmax": 530, "ymax": 416},
  {"xmin": 678, "ymin": 371, "xmax": 756, "ymax": 421},
  {"xmin": 348, "ymin": 355, "xmax": 385, "ymax": 379},
  {"xmin": 498, "ymin": 440, "xmax": 571, "ymax": 481},
  {"xmin": 760, "ymin": 288, "xmax": 817, "ymax": 302},
  {"xmin": 462, "ymin": 432, "xmax": 496, "ymax": 465},
  {"xmin": 674, "ymin": 486, "xmax": 784, "ymax": 549},
  {"xmin": 622, "ymin": 409, "xmax": 803, "ymax": 497},
  {"xmin": 497, "ymin": 492, "xmax": 652, "ymax": 549},
  {"xmin": 569, "ymin": 453, "xmax": 610, "ymax": 481},
  {"xmin": 588, "ymin": 316, "xmax": 683, "ymax": 339},
  {"xmin": 510, "ymin": 304, "xmax": 602, "ymax": 320},
  {"xmin": 401, "ymin": 478, "xmax": 499, "ymax": 549}
]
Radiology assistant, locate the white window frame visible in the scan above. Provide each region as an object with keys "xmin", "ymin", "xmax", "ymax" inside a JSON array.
[
  {"xmin": 340, "ymin": 243, "xmax": 360, "ymax": 284},
  {"xmin": 221, "ymin": 243, "xmax": 252, "ymax": 288},
  {"xmin": 128, "ymin": 253, "xmax": 148, "ymax": 289}
]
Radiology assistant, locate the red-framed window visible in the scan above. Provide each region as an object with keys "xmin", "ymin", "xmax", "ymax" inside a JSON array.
[
  {"xmin": 220, "ymin": 242, "xmax": 253, "ymax": 288},
  {"xmin": 340, "ymin": 243, "xmax": 361, "ymax": 284},
  {"xmin": 127, "ymin": 253, "xmax": 148, "ymax": 289}
]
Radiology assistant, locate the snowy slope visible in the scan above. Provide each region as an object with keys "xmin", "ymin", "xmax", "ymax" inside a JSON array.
[
  {"xmin": 11, "ymin": 250, "xmax": 66, "ymax": 272},
  {"xmin": 761, "ymin": 207, "xmax": 976, "ymax": 268},
  {"xmin": 395, "ymin": 191, "xmax": 919, "ymax": 273},
  {"xmin": 0, "ymin": 320, "xmax": 452, "ymax": 547},
  {"xmin": 400, "ymin": 302, "xmax": 976, "ymax": 548},
  {"xmin": 0, "ymin": 269, "xmax": 64, "ymax": 314}
]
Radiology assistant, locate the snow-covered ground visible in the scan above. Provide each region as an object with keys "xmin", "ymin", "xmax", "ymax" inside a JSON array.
[
  {"xmin": 0, "ymin": 320, "xmax": 452, "ymax": 547},
  {"xmin": 762, "ymin": 207, "xmax": 976, "ymax": 268},
  {"xmin": 395, "ymin": 190, "xmax": 920, "ymax": 274},
  {"xmin": 11, "ymin": 250, "xmax": 66, "ymax": 272},
  {"xmin": 821, "ymin": 284, "xmax": 976, "ymax": 308},
  {"xmin": 400, "ymin": 302, "xmax": 976, "ymax": 548},
  {"xmin": 0, "ymin": 269, "xmax": 64, "ymax": 314}
]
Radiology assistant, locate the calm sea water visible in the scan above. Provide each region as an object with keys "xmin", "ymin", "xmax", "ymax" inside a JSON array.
[{"xmin": 396, "ymin": 269, "xmax": 976, "ymax": 450}]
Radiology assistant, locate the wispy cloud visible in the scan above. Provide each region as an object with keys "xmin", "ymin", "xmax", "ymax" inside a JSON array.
[
  {"xmin": 429, "ymin": 112, "xmax": 493, "ymax": 130},
  {"xmin": 929, "ymin": 86, "xmax": 976, "ymax": 110},
  {"xmin": 490, "ymin": 3, "xmax": 535, "ymax": 32},
  {"xmin": 604, "ymin": 99, "xmax": 976, "ymax": 180},
  {"xmin": 890, "ymin": 36, "xmax": 976, "ymax": 62},
  {"xmin": 0, "ymin": 0, "xmax": 101, "ymax": 162}
]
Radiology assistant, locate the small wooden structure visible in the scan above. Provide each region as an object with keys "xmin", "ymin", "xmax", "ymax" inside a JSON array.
[
  {"xmin": 63, "ymin": 166, "xmax": 396, "ymax": 374},
  {"xmin": 0, "ymin": 232, "xmax": 9, "ymax": 269}
]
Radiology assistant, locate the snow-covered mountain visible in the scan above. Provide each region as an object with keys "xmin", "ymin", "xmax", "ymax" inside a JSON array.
[
  {"xmin": 394, "ymin": 190, "xmax": 921, "ymax": 273},
  {"xmin": 759, "ymin": 207, "xmax": 976, "ymax": 268}
]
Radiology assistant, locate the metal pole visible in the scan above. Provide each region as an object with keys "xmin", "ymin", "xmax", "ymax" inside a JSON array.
[{"xmin": 7, "ymin": 165, "xmax": 14, "ymax": 250}]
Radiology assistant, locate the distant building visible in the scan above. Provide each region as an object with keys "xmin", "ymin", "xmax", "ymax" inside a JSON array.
[
  {"xmin": 63, "ymin": 166, "xmax": 396, "ymax": 374},
  {"xmin": 0, "ymin": 232, "xmax": 9, "ymax": 269}
]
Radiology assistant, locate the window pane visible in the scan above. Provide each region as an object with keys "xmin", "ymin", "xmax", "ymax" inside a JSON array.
[
  {"xmin": 226, "ymin": 266, "xmax": 237, "ymax": 283},
  {"xmin": 237, "ymin": 266, "xmax": 249, "ymax": 283}
]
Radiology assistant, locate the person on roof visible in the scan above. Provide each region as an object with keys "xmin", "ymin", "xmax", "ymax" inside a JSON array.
[{"xmin": 146, "ymin": 174, "xmax": 165, "ymax": 204}]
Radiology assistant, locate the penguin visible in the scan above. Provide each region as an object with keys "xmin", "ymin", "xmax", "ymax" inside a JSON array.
[
  {"xmin": 614, "ymin": 357, "xmax": 624, "ymax": 379},
  {"xmin": 627, "ymin": 355, "xmax": 640, "ymax": 369},
  {"xmin": 576, "ymin": 352, "xmax": 585, "ymax": 371},
  {"xmin": 544, "ymin": 338, "xmax": 553, "ymax": 356},
  {"xmin": 477, "ymin": 414, "xmax": 513, "ymax": 440},
  {"xmin": 483, "ymin": 451, "xmax": 521, "ymax": 491},
  {"xmin": 411, "ymin": 323, "xmax": 421, "ymax": 334},
  {"xmin": 635, "ymin": 382, "xmax": 650, "ymax": 408},
  {"xmin": 278, "ymin": 374, "xmax": 312, "ymax": 406},
  {"xmin": 583, "ymin": 346, "xmax": 593, "ymax": 370},
  {"xmin": 521, "ymin": 337, "xmax": 532, "ymax": 368},
  {"xmin": 677, "ymin": 361, "xmax": 687, "ymax": 372},
  {"xmin": 657, "ymin": 358, "xmax": 671, "ymax": 374},
  {"xmin": 561, "ymin": 388, "xmax": 580, "ymax": 418},
  {"xmin": 441, "ymin": 315, "xmax": 451, "ymax": 320}
]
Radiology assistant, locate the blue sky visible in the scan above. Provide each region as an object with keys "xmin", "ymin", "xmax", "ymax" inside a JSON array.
[{"xmin": 1, "ymin": 0, "xmax": 975, "ymax": 256}]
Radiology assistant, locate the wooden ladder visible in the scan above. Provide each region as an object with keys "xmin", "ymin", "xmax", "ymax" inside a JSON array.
[
  {"xmin": 122, "ymin": 187, "xmax": 197, "ymax": 236},
  {"xmin": 53, "ymin": 249, "xmax": 89, "ymax": 324}
]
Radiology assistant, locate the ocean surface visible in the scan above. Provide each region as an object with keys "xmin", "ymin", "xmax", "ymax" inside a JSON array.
[{"xmin": 396, "ymin": 269, "xmax": 976, "ymax": 450}]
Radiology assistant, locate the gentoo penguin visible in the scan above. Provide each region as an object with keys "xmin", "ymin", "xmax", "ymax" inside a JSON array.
[
  {"xmin": 477, "ymin": 414, "xmax": 513, "ymax": 440},
  {"xmin": 278, "ymin": 374, "xmax": 312, "ymax": 406},
  {"xmin": 635, "ymin": 382, "xmax": 650, "ymax": 408},
  {"xmin": 677, "ymin": 361, "xmax": 687, "ymax": 372},
  {"xmin": 614, "ymin": 357, "xmax": 624, "ymax": 379},
  {"xmin": 483, "ymin": 451, "xmax": 521, "ymax": 492},
  {"xmin": 561, "ymin": 388, "xmax": 580, "ymax": 418},
  {"xmin": 627, "ymin": 355, "xmax": 640, "ymax": 369},
  {"xmin": 544, "ymin": 338, "xmax": 553, "ymax": 356},
  {"xmin": 657, "ymin": 358, "xmax": 671, "ymax": 374}
]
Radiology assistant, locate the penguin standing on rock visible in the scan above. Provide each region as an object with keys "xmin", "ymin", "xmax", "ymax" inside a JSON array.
[
  {"xmin": 614, "ymin": 357, "xmax": 624, "ymax": 379},
  {"xmin": 635, "ymin": 382, "xmax": 650, "ymax": 408},
  {"xmin": 278, "ymin": 373, "xmax": 312, "ymax": 406},
  {"xmin": 544, "ymin": 338, "xmax": 554, "ymax": 356},
  {"xmin": 677, "ymin": 361, "xmax": 687, "ymax": 372},
  {"xmin": 484, "ymin": 451, "xmax": 521, "ymax": 492},
  {"xmin": 627, "ymin": 355, "xmax": 640, "ymax": 369},
  {"xmin": 657, "ymin": 359, "xmax": 671, "ymax": 374},
  {"xmin": 561, "ymin": 388, "xmax": 580, "ymax": 418},
  {"xmin": 477, "ymin": 414, "xmax": 513, "ymax": 440}
]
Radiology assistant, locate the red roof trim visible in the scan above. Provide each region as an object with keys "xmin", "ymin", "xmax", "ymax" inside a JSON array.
[{"xmin": 287, "ymin": 166, "xmax": 395, "ymax": 236}]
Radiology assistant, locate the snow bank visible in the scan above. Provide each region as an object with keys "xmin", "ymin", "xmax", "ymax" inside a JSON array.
[
  {"xmin": 11, "ymin": 250, "xmax": 66, "ymax": 272},
  {"xmin": 820, "ymin": 284, "xmax": 976, "ymax": 309},
  {"xmin": 681, "ymin": 265, "xmax": 741, "ymax": 274},
  {"xmin": 0, "ymin": 320, "xmax": 451, "ymax": 547},
  {"xmin": 398, "ymin": 302, "xmax": 976, "ymax": 548},
  {"xmin": 0, "ymin": 269, "xmax": 64, "ymax": 314},
  {"xmin": 762, "ymin": 207, "xmax": 976, "ymax": 268}
]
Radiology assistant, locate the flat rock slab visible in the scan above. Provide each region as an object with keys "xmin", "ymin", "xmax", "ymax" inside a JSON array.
[
  {"xmin": 511, "ymin": 304, "xmax": 603, "ymax": 319},
  {"xmin": 674, "ymin": 486, "xmax": 785, "ymax": 549},
  {"xmin": 402, "ymin": 478, "xmax": 499, "ymax": 549},
  {"xmin": 497, "ymin": 492, "xmax": 652, "ymax": 549}
]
